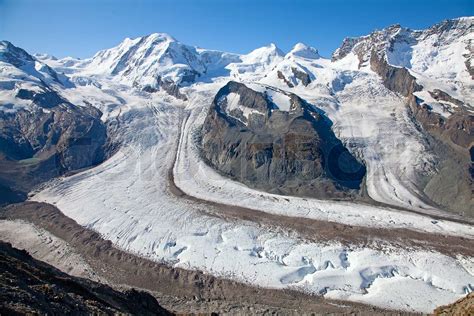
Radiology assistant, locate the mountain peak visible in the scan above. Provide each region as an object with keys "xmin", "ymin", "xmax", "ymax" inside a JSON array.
[
  {"xmin": 0, "ymin": 40, "xmax": 11, "ymax": 48},
  {"xmin": 0, "ymin": 40, "xmax": 21, "ymax": 54},
  {"xmin": 268, "ymin": 42, "xmax": 279, "ymax": 49},
  {"xmin": 144, "ymin": 32, "xmax": 176, "ymax": 43},
  {"xmin": 287, "ymin": 42, "xmax": 320, "ymax": 59},
  {"xmin": 0, "ymin": 40, "xmax": 36, "ymax": 65},
  {"xmin": 243, "ymin": 43, "xmax": 285, "ymax": 62}
]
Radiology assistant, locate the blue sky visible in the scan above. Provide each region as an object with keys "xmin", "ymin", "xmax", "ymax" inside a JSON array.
[{"xmin": 1, "ymin": 0, "xmax": 472, "ymax": 58}]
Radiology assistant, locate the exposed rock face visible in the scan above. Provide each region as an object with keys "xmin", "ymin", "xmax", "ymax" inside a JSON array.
[
  {"xmin": 369, "ymin": 51, "xmax": 422, "ymax": 97},
  {"xmin": 407, "ymin": 96, "xmax": 473, "ymax": 148},
  {"xmin": 141, "ymin": 76, "xmax": 188, "ymax": 100},
  {"xmin": 201, "ymin": 81, "xmax": 366, "ymax": 199},
  {"xmin": 465, "ymin": 44, "xmax": 474, "ymax": 79},
  {"xmin": 359, "ymin": 24, "xmax": 472, "ymax": 158},
  {"xmin": 406, "ymin": 95, "xmax": 473, "ymax": 215},
  {"xmin": 291, "ymin": 67, "xmax": 311, "ymax": 86},
  {"xmin": 433, "ymin": 293, "xmax": 474, "ymax": 316},
  {"xmin": 0, "ymin": 241, "xmax": 170, "ymax": 315},
  {"xmin": 277, "ymin": 70, "xmax": 294, "ymax": 88},
  {"xmin": 0, "ymin": 96, "xmax": 108, "ymax": 203},
  {"xmin": 332, "ymin": 24, "xmax": 406, "ymax": 68},
  {"xmin": 332, "ymin": 18, "xmax": 473, "ymax": 68},
  {"xmin": 331, "ymin": 37, "xmax": 362, "ymax": 62},
  {"xmin": 429, "ymin": 89, "xmax": 465, "ymax": 107},
  {"xmin": 362, "ymin": 29, "xmax": 473, "ymax": 157},
  {"xmin": 334, "ymin": 18, "xmax": 474, "ymax": 215},
  {"xmin": 0, "ymin": 42, "xmax": 110, "ymax": 204}
]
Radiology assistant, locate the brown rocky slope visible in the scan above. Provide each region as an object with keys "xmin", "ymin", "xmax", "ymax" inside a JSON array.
[{"xmin": 0, "ymin": 241, "xmax": 171, "ymax": 315}]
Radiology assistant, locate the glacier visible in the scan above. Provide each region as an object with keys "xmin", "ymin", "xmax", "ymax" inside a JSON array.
[{"xmin": 0, "ymin": 16, "xmax": 471, "ymax": 313}]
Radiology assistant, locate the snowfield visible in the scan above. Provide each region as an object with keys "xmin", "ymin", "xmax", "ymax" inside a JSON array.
[{"xmin": 12, "ymin": 17, "xmax": 474, "ymax": 313}]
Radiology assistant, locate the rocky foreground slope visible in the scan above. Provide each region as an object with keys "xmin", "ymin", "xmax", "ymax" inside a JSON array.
[
  {"xmin": 0, "ymin": 241, "xmax": 170, "ymax": 315},
  {"xmin": 433, "ymin": 292, "xmax": 474, "ymax": 315}
]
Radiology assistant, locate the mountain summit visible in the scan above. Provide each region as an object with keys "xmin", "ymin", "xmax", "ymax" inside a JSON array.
[{"xmin": 287, "ymin": 42, "xmax": 320, "ymax": 59}]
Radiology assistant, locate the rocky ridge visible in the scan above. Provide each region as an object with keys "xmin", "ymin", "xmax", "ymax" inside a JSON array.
[
  {"xmin": 0, "ymin": 41, "xmax": 110, "ymax": 204},
  {"xmin": 332, "ymin": 18, "xmax": 473, "ymax": 215},
  {"xmin": 201, "ymin": 81, "xmax": 366, "ymax": 199},
  {"xmin": 0, "ymin": 241, "xmax": 170, "ymax": 315}
]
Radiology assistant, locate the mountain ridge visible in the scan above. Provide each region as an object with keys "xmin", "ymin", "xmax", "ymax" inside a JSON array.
[{"xmin": 1, "ymin": 16, "xmax": 472, "ymax": 214}]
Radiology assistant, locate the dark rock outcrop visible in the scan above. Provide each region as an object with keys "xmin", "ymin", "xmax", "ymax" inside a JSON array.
[
  {"xmin": 405, "ymin": 90, "xmax": 473, "ymax": 216},
  {"xmin": 275, "ymin": 69, "xmax": 311, "ymax": 88},
  {"xmin": 429, "ymin": 89, "xmax": 465, "ymax": 107},
  {"xmin": 331, "ymin": 37, "xmax": 363, "ymax": 62},
  {"xmin": 156, "ymin": 76, "xmax": 188, "ymax": 100},
  {"xmin": 407, "ymin": 94, "xmax": 473, "ymax": 155},
  {"xmin": 433, "ymin": 292, "xmax": 474, "ymax": 316},
  {"xmin": 0, "ymin": 94, "xmax": 109, "ymax": 201},
  {"xmin": 291, "ymin": 67, "xmax": 311, "ymax": 86},
  {"xmin": 277, "ymin": 70, "xmax": 294, "ymax": 88},
  {"xmin": 332, "ymin": 24, "xmax": 406, "ymax": 68},
  {"xmin": 369, "ymin": 50, "xmax": 422, "ymax": 97},
  {"xmin": 0, "ymin": 241, "xmax": 171, "ymax": 315},
  {"xmin": 333, "ymin": 19, "xmax": 473, "ymax": 216},
  {"xmin": 201, "ymin": 81, "xmax": 366, "ymax": 199},
  {"xmin": 377, "ymin": 57, "xmax": 474, "ymax": 216},
  {"xmin": 141, "ymin": 76, "xmax": 188, "ymax": 101},
  {"xmin": 463, "ymin": 37, "xmax": 473, "ymax": 79},
  {"xmin": 0, "ymin": 41, "xmax": 110, "ymax": 203}
]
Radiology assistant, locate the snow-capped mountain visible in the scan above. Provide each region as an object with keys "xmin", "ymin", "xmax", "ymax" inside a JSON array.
[
  {"xmin": 86, "ymin": 33, "xmax": 207, "ymax": 86},
  {"xmin": 332, "ymin": 17, "xmax": 473, "ymax": 110},
  {"xmin": 1, "ymin": 17, "xmax": 473, "ymax": 314},
  {"xmin": 0, "ymin": 41, "xmax": 73, "ymax": 112},
  {"xmin": 287, "ymin": 42, "xmax": 320, "ymax": 59},
  {"xmin": 0, "ymin": 41, "xmax": 107, "ymax": 199},
  {"xmin": 3, "ymin": 17, "xmax": 473, "ymax": 213},
  {"xmin": 226, "ymin": 43, "xmax": 285, "ymax": 81},
  {"xmin": 0, "ymin": 41, "xmax": 65, "ymax": 87},
  {"xmin": 81, "ymin": 35, "xmax": 287, "ymax": 88}
]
